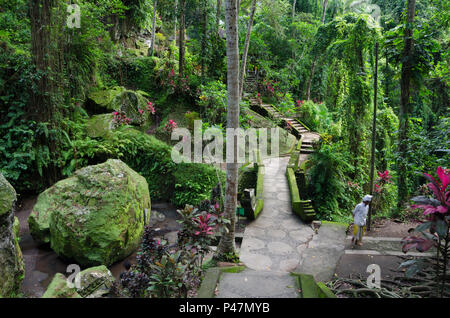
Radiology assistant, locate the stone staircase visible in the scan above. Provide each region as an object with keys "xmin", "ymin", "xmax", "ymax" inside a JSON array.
[{"xmin": 248, "ymin": 99, "xmax": 316, "ymax": 156}]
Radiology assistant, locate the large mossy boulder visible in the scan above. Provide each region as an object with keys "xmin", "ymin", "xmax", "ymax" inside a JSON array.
[
  {"xmin": 28, "ymin": 159, "xmax": 151, "ymax": 266},
  {"xmin": 87, "ymin": 86, "xmax": 152, "ymax": 127},
  {"xmin": 0, "ymin": 174, "xmax": 25, "ymax": 298}
]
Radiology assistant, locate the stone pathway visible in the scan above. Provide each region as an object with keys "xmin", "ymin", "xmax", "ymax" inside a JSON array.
[
  {"xmin": 215, "ymin": 102, "xmax": 345, "ymax": 298},
  {"xmin": 335, "ymin": 235, "xmax": 434, "ymax": 281},
  {"xmin": 239, "ymin": 157, "xmax": 315, "ymax": 273},
  {"xmin": 216, "ymin": 157, "xmax": 347, "ymax": 298}
]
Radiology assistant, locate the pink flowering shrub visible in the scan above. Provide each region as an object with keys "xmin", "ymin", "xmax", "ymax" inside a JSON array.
[
  {"xmin": 371, "ymin": 170, "xmax": 393, "ymax": 216},
  {"xmin": 146, "ymin": 101, "xmax": 156, "ymax": 114},
  {"xmin": 164, "ymin": 119, "xmax": 178, "ymax": 132},
  {"xmin": 113, "ymin": 100, "xmax": 156, "ymax": 127},
  {"xmin": 113, "ymin": 111, "xmax": 131, "ymax": 125}
]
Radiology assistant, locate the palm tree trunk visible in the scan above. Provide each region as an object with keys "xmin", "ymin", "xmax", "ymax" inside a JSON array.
[
  {"xmin": 321, "ymin": 0, "xmax": 328, "ymax": 23},
  {"xmin": 216, "ymin": 0, "xmax": 222, "ymax": 32},
  {"xmin": 173, "ymin": 0, "xmax": 178, "ymax": 44},
  {"xmin": 292, "ymin": 0, "xmax": 297, "ymax": 19},
  {"xmin": 216, "ymin": 0, "xmax": 239, "ymax": 259},
  {"xmin": 397, "ymin": 0, "xmax": 416, "ymax": 212},
  {"xmin": 239, "ymin": 0, "xmax": 257, "ymax": 98},
  {"xmin": 179, "ymin": 0, "xmax": 186, "ymax": 78},
  {"xmin": 149, "ymin": 0, "xmax": 158, "ymax": 56},
  {"xmin": 201, "ymin": 0, "xmax": 208, "ymax": 79},
  {"xmin": 306, "ymin": 0, "xmax": 328, "ymax": 100}
]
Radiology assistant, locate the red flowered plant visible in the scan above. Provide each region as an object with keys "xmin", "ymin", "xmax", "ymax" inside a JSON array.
[
  {"xmin": 113, "ymin": 111, "xmax": 131, "ymax": 126},
  {"xmin": 410, "ymin": 167, "xmax": 449, "ymax": 215},
  {"xmin": 371, "ymin": 170, "xmax": 392, "ymax": 211},
  {"xmin": 256, "ymin": 92, "xmax": 262, "ymax": 105},
  {"xmin": 147, "ymin": 101, "xmax": 156, "ymax": 115},
  {"xmin": 399, "ymin": 166, "xmax": 450, "ymax": 295},
  {"xmin": 164, "ymin": 119, "xmax": 178, "ymax": 132},
  {"xmin": 377, "ymin": 170, "xmax": 392, "ymax": 183},
  {"xmin": 296, "ymin": 100, "xmax": 303, "ymax": 108},
  {"xmin": 193, "ymin": 214, "xmax": 215, "ymax": 236}
]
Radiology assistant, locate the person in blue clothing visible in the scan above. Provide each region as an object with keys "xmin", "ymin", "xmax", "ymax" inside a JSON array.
[{"xmin": 352, "ymin": 195, "xmax": 373, "ymax": 246}]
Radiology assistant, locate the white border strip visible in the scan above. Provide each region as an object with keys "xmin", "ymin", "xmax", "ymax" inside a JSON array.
[
  {"xmin": 344, "ymin": 249, "xmax": 433, "ymax": 257},
  {"xmin": 346, "ymin": 236, "xmax": 403, "ymax": 242}
]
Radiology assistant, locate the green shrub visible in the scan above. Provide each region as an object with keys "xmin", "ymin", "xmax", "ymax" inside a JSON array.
[
  {"xmin": 172, "ymin": 163, "xmax": 225, "ymax": 207},
  {"xmin": 297, "ymin": 101, "xmax": 339, "ymax": 136},
  {"xmin": 64, "ymin": 126, "xmax": 177, "ymax": 201},
  {"xmin": 65, "ymin": 125, "xmax": 226, "ymax": 205},
  {"xmin": 307, "ymin": 142, "xmax": 353, "ymax": 221},
  {"xmin": 275, "ymin": 92, "xmax": 296, "ymax": 115},
  {"xmin": 237, "ymin": 163, "xmax": 258, "ymax": 200},
  {"xmin": 198, "ymin": 81, "xmax": 253, "ymax": 128}
]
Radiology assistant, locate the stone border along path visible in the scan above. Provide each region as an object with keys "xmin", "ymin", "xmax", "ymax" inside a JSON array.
[{"xmin": 215, "ymin": 101, "xmax": 347, "ymax": 298}]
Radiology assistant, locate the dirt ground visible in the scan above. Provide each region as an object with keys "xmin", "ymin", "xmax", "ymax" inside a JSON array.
[
  {"xmin": 365, "ymin": 218, "xmax": 421, "ymax": 238},
  {"xmin": 335, "ymin": 217, "xmax": 426, "ymax": 287}
]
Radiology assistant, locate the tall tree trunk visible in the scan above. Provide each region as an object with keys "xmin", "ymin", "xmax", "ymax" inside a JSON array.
[
  {"xmin": 397, "ymin": 0, "xmax": 416, "ymax": 212},
  {"xmin": 306, "ymin": 0, "xmax": 328, "ymax": 100},
  {"xmin": 367, "ymin": 42, "xmax": 379, "ymax": 231},
  {"xmin": 321, "ymin": 0, "xmax": 328, "ymax": 23},
  {"xmin": 201, "ymin": 0, "xmax": 208, "ymax": 79},
  {"xmin": 149, "ymin": 0, "xmax": 158, "ymax": 56},
  {"xmin": 173, "ymin": 0, "xmax": 178, "ymax": 44},
  {"xmin": 29, "ymin": 0, "xmax": 62, "ymax": 186},
  {"xmin": 216, "ymin": 0, "xmax": 239, "ymax": 259},
  {"xmin": 292, "ymin": 0, "xmax": 297, "ymax": 19},
  {"xmin": 239, "ymin": 0, "xmax": 257, "ymax": 98},
  {"xmin": 216, "ymin": 0, "xmax": 222, "ymax": 32},
  {"xmin": 179, "ymin": 0, "xmax": 186, "ymax": 78}
]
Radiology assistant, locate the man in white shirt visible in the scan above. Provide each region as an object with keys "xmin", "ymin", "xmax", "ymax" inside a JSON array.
[{"xmin": 352, "ymin": 195, "xmax": 373, "ymax": 246}]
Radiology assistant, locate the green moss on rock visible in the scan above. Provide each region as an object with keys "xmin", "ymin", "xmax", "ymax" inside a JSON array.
[
  {"xmin": 0, "ymin": 173, "xmax": 16, "ymax": 216},
  {"xmin": 29, "ymin": 159, "xmax": 151, "ymax": 266},
  {"xmin": 0, "ymin": 174, "xmax": 25, "ymax": 298},
  {"xmin": 77, "ymin": 265, "xmax": 115, "ymax": 298},
  {"xmin": 88, "ymin": 86, "xmax": 126, "ymax": 109},
  {"xmin": 86, "ymin": 113, "xmax": 115, "ymax": 138},
  {"xmin": 88, "ymin": 86, "xmax": 152, "ymax": 126},
  {"xmin": 42, "ymin": 273, "xmax": 81, "ymax": 298}
]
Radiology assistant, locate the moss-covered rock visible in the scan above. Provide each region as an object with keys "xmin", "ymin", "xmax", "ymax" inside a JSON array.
[
  {"xmin": 87, "ymin": 86, "xmax": 152, "ymax": 127},
  {"xmin": 0, "ymin": 173, "xmax": 16, "ymax": 217},
  {"xmin": 29, "ymin": 159, "xmax": 151, "ymax": 266},
  {"xmin": 86, "ymin": 113, "xmax": 115, "ymax": 138},
  {"xmin": 0, "ymin": 174, "xmax": 25, "ymax": 298},
  {"xmin": 88, "ymin": 86, "xmax": 126, "ymax": 109},
  {"xmin": 77, "ymin": 265, "xmax": 115, "ymax": 298},
  {"xmin": 42, "ymin": 273, "xmax": 81, "ymax": 298}
]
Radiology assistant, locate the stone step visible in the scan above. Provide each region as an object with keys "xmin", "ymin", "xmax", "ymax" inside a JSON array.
[
  {"xmin": 216, "ymin": 269, "xmax": 299, "ymax": 298},
  {"xmin": 300, "ymin": 149, "xmax": 314, "ymax": 154},
  {"xmin": 343, "ymin": 236, "xmax": 435, "ymax": 257}
]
